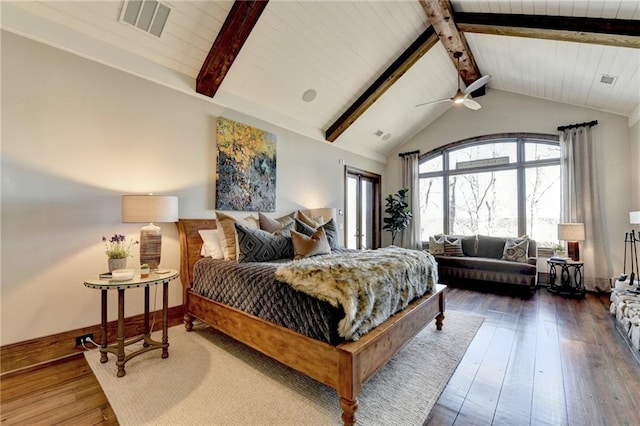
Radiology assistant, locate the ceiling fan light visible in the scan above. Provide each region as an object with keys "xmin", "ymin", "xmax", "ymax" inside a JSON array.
[{"xmin": 453, "ymin": 90, "xmax": 465, "ymax": 103}]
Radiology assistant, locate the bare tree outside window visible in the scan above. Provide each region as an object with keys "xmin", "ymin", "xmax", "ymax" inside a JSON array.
[{"xmin": 418, "ymin": 135, "xmax": 560, "ymax": 243}]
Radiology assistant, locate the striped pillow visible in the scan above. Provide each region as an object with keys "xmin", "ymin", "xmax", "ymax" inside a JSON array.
[{"xmin": 443, "ymin": 238, "xmax": 464, "ymax": 256}]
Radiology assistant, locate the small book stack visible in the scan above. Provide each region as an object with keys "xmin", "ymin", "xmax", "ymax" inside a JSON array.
[{"xmin": 549, "ymin": 256, "xmax": 570, "ymax": 263}]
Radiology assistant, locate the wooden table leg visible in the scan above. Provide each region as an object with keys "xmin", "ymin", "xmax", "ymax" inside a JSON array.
[
  {"xmin": 100, "ymin": 290, "xmax": 108, "ymax": 363},
  {"xmin": 162, "ymin": 281, "xmax": 169, "ymax": 359},
  {"xmin": 116, "ymin": 288, "xmax": 126, "ymax": 377},
  {"xmin": 143, "ymin": 285, "xmax": 150, "ymax": 347}
]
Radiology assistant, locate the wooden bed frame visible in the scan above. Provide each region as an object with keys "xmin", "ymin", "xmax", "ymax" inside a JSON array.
[{"xmin": 178, "ymin": 219, "xmax": 446, "ymax": 425}]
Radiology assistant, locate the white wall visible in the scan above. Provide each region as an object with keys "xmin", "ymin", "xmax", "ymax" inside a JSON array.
[
  {"xmin": 631, "ymin": 120, "xmax": 640, "ymax": 210},
  {"xmin": 0, "ymin": 32, "xmax": 384, "ymax": 346},
  {"xmin": 385, "ymin": 89, "xmax": 633, "ymax": 276}
]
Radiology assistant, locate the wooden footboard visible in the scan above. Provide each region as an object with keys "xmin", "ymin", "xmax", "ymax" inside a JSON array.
[{"xmin": 178, "ymin": 219, "xmax": 446, "ymax": 425}]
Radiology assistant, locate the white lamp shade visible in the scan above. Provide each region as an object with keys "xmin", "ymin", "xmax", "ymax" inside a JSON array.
[
  {"xmin": 305, "ymin": 207, "xmax": 337, "ymax": 224},
  {"xmin": 122, "ymin": 195, "xmax": 179, "ymax": 223},
  {"xmin": 558, "ymin": 223, "xmax": 585, "ymax": 242},
  {"xmin": 630, "ymin": 211, "xmax": 640, "ymax": 225}
]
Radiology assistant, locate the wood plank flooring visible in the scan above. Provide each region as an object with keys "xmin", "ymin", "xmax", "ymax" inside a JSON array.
[{"xmin": 1, "ymin": 287, "xmax": 639, "ymax": 425}]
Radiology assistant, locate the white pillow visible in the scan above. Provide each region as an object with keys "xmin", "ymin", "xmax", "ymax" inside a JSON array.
[
  {"xmin": 429, "ymin": 235, "xmax": 445, "ymax": 255},
  {"xmin": 198, "ymin": 229, "xmax": 224, "ymax": 259}
]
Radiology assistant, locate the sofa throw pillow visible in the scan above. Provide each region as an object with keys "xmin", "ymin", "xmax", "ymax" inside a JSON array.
[
  {"xmin": 215, "ymin": 211, "xmax": 259, "ymax": 261},
  {"xmin": 429, "ymin": 235, "xmax": 445, "ymax": 255},
  {"xmin": 258, "ymin": 212, "xmax": 295, "ymax": 234},
  {"xmin": 234, "ymin": 223, "xmax": 293, "ymax": 262},
  {"xmin": 198, "ymin": 229, "xmax": 225, "ymax": 259},
  {"xmin": 443, "ymin": 238, "xmax": 464, "ymax": 256},
  {"xmin": 295, "ymin": 218, "xmax": 339, "ymax": 249},
  {"xmin": 502, "ymin": 238, "xmax": 529, "ymax": 263},
  {"xmin": 291, "ymin": 228, "xmax": 331, "ymax": 260}
]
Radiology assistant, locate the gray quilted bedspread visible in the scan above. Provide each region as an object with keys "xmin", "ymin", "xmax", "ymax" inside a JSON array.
[{"xmin": 192, "ymin": 257, "xmax": 344, "ymax": 344}]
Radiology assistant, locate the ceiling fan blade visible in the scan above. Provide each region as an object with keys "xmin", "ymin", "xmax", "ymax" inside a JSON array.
[
  {"xmin": 463, "ymin": 98, "xmax": 482, "ymax": 110},
  {"xmin": 463, "ymin": 75, "xmax": 491, "ymax": 95},
  {"xmin": 415, "ymin": 98, "xmax": 452, "ymax": 108}
]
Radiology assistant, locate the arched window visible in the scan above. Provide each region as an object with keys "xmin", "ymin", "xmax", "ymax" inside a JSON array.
[{"xmin": 419, "ymin": 133, "xmax": 561, "ymax": 247}]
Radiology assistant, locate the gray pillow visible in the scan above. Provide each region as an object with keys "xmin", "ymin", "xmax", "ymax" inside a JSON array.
[
  {"xmin": 234, "ymin": 223, "xmax": 293, "ymax": 262},
  {"xmin": 295, "ymin": 218, "xmax": 339, "ymax": 249},
  {"xmin": 258, "ymin": 212, "xmax": 295, "ymax": 234},
  {"xmin": 476, "ymin": 235, "xmax": 508, "ymax": 259}
]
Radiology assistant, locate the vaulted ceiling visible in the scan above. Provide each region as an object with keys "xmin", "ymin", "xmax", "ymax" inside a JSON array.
[{"xmin": 3, "ymin": 1, "xmax": 639, "ymax": 162}]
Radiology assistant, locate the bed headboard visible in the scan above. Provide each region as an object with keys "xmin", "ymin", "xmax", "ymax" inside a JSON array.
[{"xmin": 177, "ymin": 219, "xmax": 216, "ymax": 298}]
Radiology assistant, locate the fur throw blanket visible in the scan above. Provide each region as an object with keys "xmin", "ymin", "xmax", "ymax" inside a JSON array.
[{"xmin": 275, "ymin": 247, "xmax": 438, "ymax": 341}]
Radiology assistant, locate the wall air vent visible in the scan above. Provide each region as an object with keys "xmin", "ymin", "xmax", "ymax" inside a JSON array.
[{"xmin": 120, "ymin": 0, "xmax": 171, "ymax": 38}]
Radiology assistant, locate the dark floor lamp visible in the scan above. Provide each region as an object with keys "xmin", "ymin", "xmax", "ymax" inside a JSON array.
[{"xmin": 558, "ymin": 223, "xmax": 585, "ymax": 261}]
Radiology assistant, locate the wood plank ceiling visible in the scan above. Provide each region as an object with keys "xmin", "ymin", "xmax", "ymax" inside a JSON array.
[
  {"xmin": 3, "ymin": 0, "xmax": 639, "ymax": 162},
  {"xmin": 196, "ymin": 0, "xmax": 639, "ymax": 149}
]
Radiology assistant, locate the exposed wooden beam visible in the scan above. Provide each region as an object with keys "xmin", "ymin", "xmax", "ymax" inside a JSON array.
[
  {"xmin": 419, "ymin": 0, "xmax": 484, "ymax": 92},
  {"xmin": 455, "ymin": 12, "xmax": 640, "ymax": 49},
  {"xmin": 325, "ymin": 26, "xmax": 438, "ymax": 143},
  {"xmin": 196, "ymin": 0, "xmax": 269, "ymax": 98}
]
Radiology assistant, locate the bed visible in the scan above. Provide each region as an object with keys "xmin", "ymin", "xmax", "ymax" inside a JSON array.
[{"xmin": 178, "ymin": 218, "xmax": 446, "ymax": 425}]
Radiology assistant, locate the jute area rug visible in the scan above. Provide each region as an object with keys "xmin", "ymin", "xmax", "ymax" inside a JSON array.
[{"xmin": 86, "ymin": 310, "xmax": 483, "ymax": 426}]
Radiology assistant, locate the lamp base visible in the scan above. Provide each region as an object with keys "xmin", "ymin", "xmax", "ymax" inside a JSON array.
[
  {"xmin": 140, "ymin": 223, "xmax": 162, "ymax": 270},
  {"xmin": 567, "ymin": 241, "xmax": 580, "ymax": 261}
]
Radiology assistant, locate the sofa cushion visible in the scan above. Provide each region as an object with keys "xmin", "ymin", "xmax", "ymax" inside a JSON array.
[
  {"xmin": 502, "ymin": 238, "xmax": 529, "ymax": 263},
  {"xmin": 428, "ymin": 235, "xmax": 445, "ymax": 255},
  {"xmin": 434, "ymin": 234, "xmax": 477, "ymax": 256},
  {"xmin": 476, "ymin": 235, "xmax": 509, "ymax": 259},
  {"xmin": 435, "ymin": 255, "xmax": 536, "ymax": 276},
  {"xmin": 443, "ymin": 238, "xmax": 464, "ymax": 256}
]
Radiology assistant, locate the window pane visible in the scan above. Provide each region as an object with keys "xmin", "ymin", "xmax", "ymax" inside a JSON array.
[
  {"xmin": 419, "ymin": 176, "xmax": 443, "ymax": 240},
  {"xmin": 449, "ymin": 142, "xmax": 516, "ymax": 170},
  {"xmin": 525, "ymin": 142, "xmax": 561, "ymax": 161},
  {"xmin": 449, "ymin": 170, "xmax": 518, "ymax": 236},
  {"xmin": 526, "ymin": 165, "xmax": 561, "ymax": 247},
  {"xmin": 419, "ymin": 155, "xmax": 442, "ymax": 173}
]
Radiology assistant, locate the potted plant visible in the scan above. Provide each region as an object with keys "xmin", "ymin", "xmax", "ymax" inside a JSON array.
[
  {"xmin": 383, "ymin": 188, "xmax": 413, "ymax": 246},
  {"xmin": 102, "ymin": 234, "xmax": 138, "ymax": 271}
]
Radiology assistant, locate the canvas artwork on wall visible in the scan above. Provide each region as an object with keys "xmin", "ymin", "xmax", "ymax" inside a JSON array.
[{"xmin": 215, "ymin": 117, "xmax": 277, "ymax": 211}]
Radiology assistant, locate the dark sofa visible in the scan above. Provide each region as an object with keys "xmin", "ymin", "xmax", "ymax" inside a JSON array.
[{"xmin": 431, "ymin": 234, "xmax": 537, "ymax": 295}]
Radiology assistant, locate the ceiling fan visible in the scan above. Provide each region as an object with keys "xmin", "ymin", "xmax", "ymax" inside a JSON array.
[{"xmin": 416, "ymin": 51, "xmax": 491, "ymax": 111}]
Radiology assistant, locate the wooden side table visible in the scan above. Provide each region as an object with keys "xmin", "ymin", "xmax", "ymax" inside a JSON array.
[
  {"xmin": 84, "ymin": 269, "xmax": 179, "ymax": 377},
  {"xmin": 547, "ymin": 259, "xmax": 585, "ymax": 297}
]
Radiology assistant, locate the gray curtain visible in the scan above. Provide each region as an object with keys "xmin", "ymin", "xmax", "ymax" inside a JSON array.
[
  {"xmin": 401, "ymin": 151, "xmax": 421, "ymax": 250},
  {"xmin": 560, "ymin": 124, "xmax": 611, "ymax": 291}
]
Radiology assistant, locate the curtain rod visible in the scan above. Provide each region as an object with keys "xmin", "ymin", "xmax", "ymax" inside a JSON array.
[
  {"xmin": 557, "ymin": 120, "xmax": 598, "ymax": 132},
  {"xmin": 398, "ymin": 150, "xmax": 420, "ymax": 157}
]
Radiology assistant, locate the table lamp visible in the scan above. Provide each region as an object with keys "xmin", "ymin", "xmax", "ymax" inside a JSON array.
[
  {"xmin": 122, "ymin": 194, "xmax": 179, "ymax": 270},
  {"xmin": 558, "ymin": 223, "xmax": 585, "ymax": 261}
]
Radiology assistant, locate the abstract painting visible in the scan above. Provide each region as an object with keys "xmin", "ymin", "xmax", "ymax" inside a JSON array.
[{"xmin": 215, "ymin": 117, "xmax": 277, "ymax": 211}]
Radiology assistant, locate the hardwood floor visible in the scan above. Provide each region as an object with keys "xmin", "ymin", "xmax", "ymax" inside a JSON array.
[{"xmin": 1, "ymin": 287, "xmax": 639, "ymax": 425}]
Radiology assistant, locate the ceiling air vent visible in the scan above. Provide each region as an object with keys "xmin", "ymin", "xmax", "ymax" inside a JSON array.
[
  {"xmin": 121, "ymin": 0, "xmax": 170, "ymax": 38},
  {"xmin": 600, "ymin": 74, "xmax": 617, "ymax": 85}
]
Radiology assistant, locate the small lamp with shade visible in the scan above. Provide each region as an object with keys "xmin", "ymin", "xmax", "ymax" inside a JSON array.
[
  {"xmin": 558, "ymin": 223, "xmax": 585, "ymax": 261},
  {"xmin": 122, "ymin": 194, "xmax": 179, "ymax": 271}
]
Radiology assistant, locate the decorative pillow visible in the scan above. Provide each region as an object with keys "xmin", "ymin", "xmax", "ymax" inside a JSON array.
[
  {"xmin": 291, "ymin": 228, "xmax": 331, "ymax": 260},
  {"xmin": 443, "ymin": 238, "xmax": 464, "ymax": 256},
  {"xmin": 295, "ymin": 218, "xmax": 339, "ymax": 249},
  {"xmin": 258, "ymin": 212, "xmax": 295, "ymax": 234},
  {"xmin": 234, "ymin": 224, "xmax": 293, "ymax": 262},
  {"xmin": 502, "ymin": 238, "xmax": 529, "ymax": 263},
  {"xmin": 428, "ymin": 235, "xmax": 445, "ymax": 255},
  {"xmin": 297, "ymin": 210, "xmax": 325, "ymax": 227},
  {"xmin": 198, "ymin": 229, "xmax": 224, "ymax": 259},
  {"xmin": 215, "ymin": 211, "xmax": 259, "ymax": 261}
]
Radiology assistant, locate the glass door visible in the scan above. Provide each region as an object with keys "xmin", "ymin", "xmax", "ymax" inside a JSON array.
[{"xmin": 345, "ymin": 167, "xmax": 381, "ymax": 249}]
